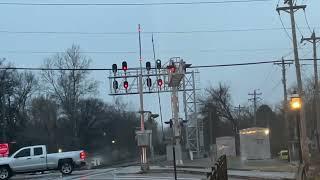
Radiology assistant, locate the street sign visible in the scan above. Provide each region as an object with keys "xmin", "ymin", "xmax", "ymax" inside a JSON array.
[{"xmin": 0, "ymin": 144, "xmax": 9, "ymax": 157}]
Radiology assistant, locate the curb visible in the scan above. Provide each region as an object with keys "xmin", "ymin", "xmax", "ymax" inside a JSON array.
[
  {"xmin": 172, "ymin": 165, "xmax": 296, "ymax": 173},
  {"xmin": 146, "ymin": 168, "xmax": 295, "ymax": 180}
]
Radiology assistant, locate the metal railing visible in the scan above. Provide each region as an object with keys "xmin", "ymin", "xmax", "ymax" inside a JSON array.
[{"xmin": 207, "ymin": 155, "xmax": 228, "ymax": 180}]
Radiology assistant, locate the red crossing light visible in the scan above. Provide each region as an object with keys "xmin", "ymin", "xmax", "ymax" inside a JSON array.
[
  {"xmin": 122, "ymin": 61, "xmax": 128, "ymax": 71},
  {"xmin": 157, "ymin": 79, "xmax": 163, "ymax": 87},
  {"xmin": 124, "ymin": 81, "xmax": 129, "ymax": 89},
  {"xmin": 168, "ymin": 65, "xmax": 176, "ymax": 73}
]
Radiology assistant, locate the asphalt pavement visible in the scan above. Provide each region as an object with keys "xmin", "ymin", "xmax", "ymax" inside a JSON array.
[{"xmin": 9, "ymin": 166, "xmax": 247, "ymax": 180}]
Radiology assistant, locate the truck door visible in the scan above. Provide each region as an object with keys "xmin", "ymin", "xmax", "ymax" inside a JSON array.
[
  {"xmin": 11, "ymin": 148, "xmax": 32, "ymax": 172},
  {"xmin": 31, "ymin": 146, "xmax": 47, "ymax": 170}
]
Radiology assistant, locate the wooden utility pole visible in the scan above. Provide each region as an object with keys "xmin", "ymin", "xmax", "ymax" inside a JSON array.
[
  {"xmin": 277, "ymin": 0, "xmax": 310, "ymax": 164},
  {"xmin": 275, "ymin": 58, "xmax": 293, "ymax": 160},
  {"xmin": 248, "ymin": 89, "xmax": 262, "ymax": 126},
  {"xmin": 301, "ymin": 31, "xmax": 320, "ymax": 152},
  {"xmin": 274, "ymin": 59, "xmax": 293, "ymax": 140}
]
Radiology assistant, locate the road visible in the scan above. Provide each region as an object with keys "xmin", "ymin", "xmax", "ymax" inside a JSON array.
[{"xmin": 10, "ymin": 167, "xmax": 244, "ymax": 180}]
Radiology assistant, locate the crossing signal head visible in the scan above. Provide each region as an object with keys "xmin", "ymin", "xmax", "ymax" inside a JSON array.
[
  {"xmin": 168, "ymin": 65, "xmax": 176, "ymax": 73},
  {"xmin": 112, "ymin": 64, "xmax": 117, "ymax": 73},
  {"xmin": 113, "ymin": 80, "xmax": 119, "ymax": 90},
  {"xmin": 157, "ymin": 79, "xmax": 163, "ymax": 87},
  {"xmin": 156, "ymin": 59, "xmax": 161, "ymax": 69},
  {"xmin": 123, "ymin": 81, "xmax": 129, "ymax": 89},
  {"xmin": 146, "ymin": 61, "xmax": 151, "ymax": 71},
  {"xmin": 122, "ymin": 61, "xmax": 128, "ymax": 71},
  {"xmin": 146, "ymin": 78, "xmax": 152, "ymax": 87}
]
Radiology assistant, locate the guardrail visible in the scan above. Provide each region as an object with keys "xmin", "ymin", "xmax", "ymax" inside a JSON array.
[{"xmin": 207, "ymin": 155, "xmax": 228, "ymax": 180}]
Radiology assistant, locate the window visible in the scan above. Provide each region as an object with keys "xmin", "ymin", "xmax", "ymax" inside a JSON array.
[
  {"xmin": 34, "ymin": 147, "xmax": 43, "ymax": 156},
  {"xmin": 14, "ymin": 148, "xmax": 30, "ymax": 158}
]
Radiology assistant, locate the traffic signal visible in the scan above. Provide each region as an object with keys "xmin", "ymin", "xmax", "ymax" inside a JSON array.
[
  {"xmin": 168, "ymin": 65, "xmax": 176, "ymax": 73},
  {"xmin": 146, "ymin": 61, "xmax": 151, "ymax": 71},
  {"xmin": 123, "ymin": 81, "xmax": 129, "ymax": 89},
  {"xmin": 112, "ymin": 64, "xmax": 117, "ymax": 73},
  {"xmin": 146, "ymin": 78, "xmax": 152, "ymax": 87},
  {"xmin": 156, "ymin": 59, "xmax": 161, "ymax": 69},
  {"xmin": 122, "ymin": 61, "xmax": 128, "ymax": 71},
  {"xmin": 113, "ymin": 80, "xmax": 119, "ymax": 90},
  {"xmin": 157, "ymin": 79, "xmax": 163, "ymax": 87}
]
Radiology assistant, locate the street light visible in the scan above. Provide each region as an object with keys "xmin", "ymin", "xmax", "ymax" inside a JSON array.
[
  {"xmin": 290, "ymin": 94, "xmax": 303, "ymax": 163},
  {"xmin": 290, "ymin": 96, "xmax": 302, "ymax": 110}
]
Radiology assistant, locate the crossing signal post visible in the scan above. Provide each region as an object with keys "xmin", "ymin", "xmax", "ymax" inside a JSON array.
[{"xmin": 164, "ymin": 119, "xmax": 177, "ymax": 180}]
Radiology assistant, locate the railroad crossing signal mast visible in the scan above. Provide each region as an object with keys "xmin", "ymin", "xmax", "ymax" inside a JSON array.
[{"xmin": 167, "ymin": 58, "xmax": 187, "ymax": 165}]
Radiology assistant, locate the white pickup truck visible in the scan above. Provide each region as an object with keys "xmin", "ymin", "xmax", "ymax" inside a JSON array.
[{"xmin": 0, "ymin": 145, "xmax": 86, "ymax": 180}]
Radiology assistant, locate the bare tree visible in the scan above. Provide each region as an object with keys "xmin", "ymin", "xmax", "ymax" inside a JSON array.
[
  {"xmin": 0, "ymin": 60, "xmax": 38, "ymax": 142},
  {"xmin": 201, "ymin": 82, "xmax": 240, "ymax": 156},
  {"xmin": 41, "ymin": 45, "xmax": 98, "ymax": 142},
  {"xmin": 30, "ymin": 96, "xmax": 58, "ymax": 149}
]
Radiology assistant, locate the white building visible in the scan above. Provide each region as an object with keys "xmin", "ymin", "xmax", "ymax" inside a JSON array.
[
  {"xmin": 216, "ymin": 136, "xmax": 236, "ymax": 157},
  {"xmin": 240, "ymin": 127, "xmax": 271, "ymax": 160}
]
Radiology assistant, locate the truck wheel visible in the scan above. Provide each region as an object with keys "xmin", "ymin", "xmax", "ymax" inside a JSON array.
[
  {"xmin": 60, "ymin": 162, "xmax": 73, "ymax": 175},
  {"xmin": 0, "ymin": 167, "xmax": 10, "ymax": 180}
]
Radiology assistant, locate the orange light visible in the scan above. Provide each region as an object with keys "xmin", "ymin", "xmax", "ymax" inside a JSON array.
[{"xmin": 290, "ymin": 97, "xmax": 301, "ymax": 110}]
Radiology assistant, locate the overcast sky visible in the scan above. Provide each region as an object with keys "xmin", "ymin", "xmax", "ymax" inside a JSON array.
[{"xmin": 0, "ymin": 0, "xmax": 319, "ymax": 123}]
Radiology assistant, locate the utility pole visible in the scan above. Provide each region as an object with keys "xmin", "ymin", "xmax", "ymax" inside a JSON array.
[
  {"xmin": 301, "ymin": 31, "xmax": 320, "ymax": 152},
  {"xmin": 138, "ymin": 24, "xmax": 148, "ymax": 171},
  {"xmin": 234, "ymin": 105, "xmax": 245, "ymax": 127},
  {"xmin": 274, "ymin": 58, "xmax": 293, "ymax": 143},
  {"xmin": 277, "ymin": 0, "xmax": 310, "ymax": 165},
  {"xmin": 248, "ymin": 89, "xmax": 262, "ymax": 126},
  {"xmin": 152, "ymin": 34, "xmax": 165, "ymax": 141},
  {"xmin": 275, "ymin": 58, "xmax": 293, "ymax": 161},
  {"xmin": 234, "ymin": 104, "xmax": 244, "ymax": 156},
  {"xmin": 234, "ymin": 105, "xmax": 245, "ymax": 120}
]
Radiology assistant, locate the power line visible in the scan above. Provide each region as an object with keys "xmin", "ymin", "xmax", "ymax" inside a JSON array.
[
  {"xmin": 278, "ymin": 13, "xmax": 293, "ymax": 41},
  {"xmin": 0, "ymin": 50, "xmax": 137, "ymax": 54},
  {"xmin": 296, "ymin": 22, "xmax": 305, "ymax": 37},
  {"xmin": 0, "ymin": 27, "xmax": 318, "ymax": 36},
  {"xmin": 189, "ymin": 60, "xmax": 290, "ymax": 68},
  {"xmin": 303, "ymin": 10, "xmax": 313, "ymax": 34},
  {"xmin": 0, "ymin": 48, "xmax": 292, "ymax": 54},
  {"xmin": 0, "ymin": 0, "xmax": 272, "ymax": 6},
  {"xmin": 0, "ymin": 58, "xmax": 316, "ymax": 71}
]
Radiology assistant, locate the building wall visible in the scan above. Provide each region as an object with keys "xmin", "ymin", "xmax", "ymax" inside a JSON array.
[
  {"xmin": 240, "ymin": 128, "xmax": 271, "ymax": 160},
  {"xmin": 216, "ymin": 136, "xmax": 236, "ymax": 157}
]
